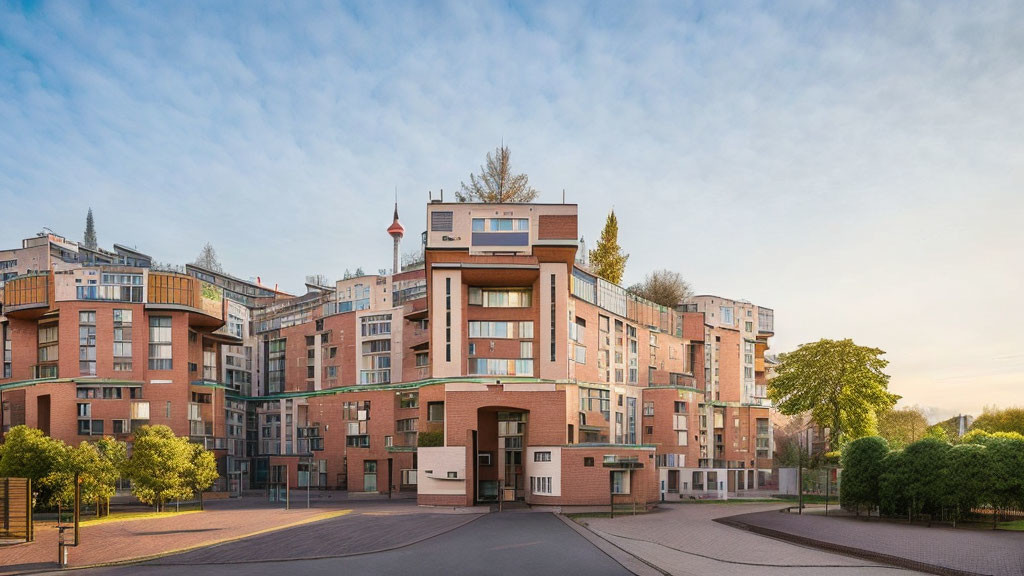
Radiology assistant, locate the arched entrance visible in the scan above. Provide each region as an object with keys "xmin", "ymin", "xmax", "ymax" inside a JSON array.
[{"xmin": 475, "ymin": 408, "xmax": 528, "ymax": 503}]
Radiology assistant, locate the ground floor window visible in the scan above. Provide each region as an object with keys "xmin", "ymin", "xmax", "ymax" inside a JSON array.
[
  {"xmin": 530, "ymin": 476, "xmax": 552, "ymax": 495},
  {"xmin": 611, "ymin": 470, "xmax": 630, "ymax": 494}
]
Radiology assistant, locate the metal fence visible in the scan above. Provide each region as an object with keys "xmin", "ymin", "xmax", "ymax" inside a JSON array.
[{"xmin": 0, "ymin": 477, "xmax": 33, "ymax": 542}]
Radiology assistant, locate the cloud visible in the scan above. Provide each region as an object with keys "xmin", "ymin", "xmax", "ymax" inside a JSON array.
[{"xmin": 1, "ymin": 1, "xmax": 1022, "ymax": 415}]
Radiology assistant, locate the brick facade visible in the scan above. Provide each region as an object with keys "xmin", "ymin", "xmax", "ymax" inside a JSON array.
[{"xmin": 1, "ymin": 201, "xmax": 775, "ymax": 505}]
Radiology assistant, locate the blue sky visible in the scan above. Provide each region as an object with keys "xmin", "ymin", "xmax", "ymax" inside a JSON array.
[{"xmin": 2, "ymin": 1, "xmax": 1022, "ymax": 420}]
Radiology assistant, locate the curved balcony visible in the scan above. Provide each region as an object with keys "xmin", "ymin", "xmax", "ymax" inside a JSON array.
[
  {"xmin": 2, "ymin": 272, "xmax": 52, "ymax": 319},
  {"xmin": 146, "ymin": 272, "xmax": 224, "ymax": 328}
]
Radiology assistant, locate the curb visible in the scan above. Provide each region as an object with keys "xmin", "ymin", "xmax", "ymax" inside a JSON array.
[
  {"xmin": 557, "ymin": 515, "xmax": 670, "ymax": 576},
  {"xmin": 714, "ymin": 516, "xmax": 992, "ymax": 576}
]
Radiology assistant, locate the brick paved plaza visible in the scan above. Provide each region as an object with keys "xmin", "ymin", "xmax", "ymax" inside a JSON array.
[
  {"xmin": 722, "ymin": 507, "xmax": 1024, "ymax": 576},
  {"xmin": 0, "ymin": 497, "xmax": 479, "ymax": 574}
]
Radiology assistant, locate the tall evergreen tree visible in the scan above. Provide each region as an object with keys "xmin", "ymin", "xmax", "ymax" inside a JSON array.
[
  {"xmin": 589, "ymin": 210, "xmax": 628, "ymax": 284},
  {"xmin": 84, "ymin": 208, "xmax": 98, "ymax": 249}
]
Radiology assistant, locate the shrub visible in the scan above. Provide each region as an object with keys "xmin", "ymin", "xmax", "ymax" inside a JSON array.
[
  {"xmin": 879, "ymin": 450, "xmax": 910, "ymax": 518},
  {"xmin": 417, "ymin": 430, "xmax": 444, "ymax": 447},
  {"xmin": 840, "ymin": 436, "xmax": 889, "ymax": 514},
  {"xmin": 902, "ymin": 438, "xmax": 950, "ymax": 521},
  {"xmin": 946, "ymin": 443, "xmax": 989, "ymax": 523}
]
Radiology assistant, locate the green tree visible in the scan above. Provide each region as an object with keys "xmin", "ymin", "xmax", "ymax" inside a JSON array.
[
  {"xmin": 840, "ymin": 436, "xmax": 889, "ymax": 515},
  {"xmin": 985, "ymin": 435, "xmax": 1024, "ymax": 525},
  {"xmin": 183, "ymin": 442, "xmax": 219, "ymax": 509},
  {"xmin": 125, "ymin": 426, "xmax": 193, "ymax": 511},
  {"xmin": 0, "ymin": 425, "xmax": 66, "ymax": 505},
  {"xmin": 946, "ymin": 443, "xmax": 990, "ymax": 524},
  {"xmin": 925, "ymin": 424, "xmax": 950, "ymax": 442},
  {"xmin": 961, "ymin": 429, "xmax": 1024, "ymax": 446},
  {"xmin": 456, "ymin": 145, "xmax": 539, "ymax": 203},
  {"xmin": 971, "ymin": 406, "xmax": 1024, "ymax": 436},
  {"xmin": 767, "ymin": 339, "xmax": 899, "ymax": 449},
  {"xmin": 83, "ymin": 207, "xmax": 98, "ymax": 249},
  {"xmin": 589, "ymin": 210, "xmax": 628, "ymax": 284},
  {"xmin": 42, "ymin": 441, "xmax": 120, "ymax": 512},
  {"xmin": 94, "ymin": 437, "xmax": 128, "ymax": 515},
  {"xmin": 628, "ymin": 269, "xmax": 693, "ymax": 308},
  {"xmin": 876, "ymin": 406, "xmax": 929, "ymax": 450}
]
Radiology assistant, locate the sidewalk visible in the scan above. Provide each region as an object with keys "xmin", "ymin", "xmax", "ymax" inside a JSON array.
[
  {"xmin": 719, "ymin": 508, "xmax": 1024, "ymax": 576},
  {"xmin": 575, "ymin": 502, "xmax": 925, "ymax": 576},
  {"xmin": 0, "ymin": 501, "xmax": 351, "ymax": 574}
]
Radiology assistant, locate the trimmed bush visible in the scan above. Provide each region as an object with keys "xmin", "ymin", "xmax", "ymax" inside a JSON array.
[
  {"xmin": 840, "ymin": 436, "xmax": 889, "ymax": 514},
  {"xmin": 902, "ymin": 438, "xmax": 950, "ymax": 521},
  {"xmin": 946, "ymin": 443, "xmax": 989, "ymax": 523}
]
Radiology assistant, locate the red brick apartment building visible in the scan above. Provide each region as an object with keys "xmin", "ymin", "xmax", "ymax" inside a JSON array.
[{"xmin": 1, "ymin": 202, "xmax": 775, "ymax": 507}]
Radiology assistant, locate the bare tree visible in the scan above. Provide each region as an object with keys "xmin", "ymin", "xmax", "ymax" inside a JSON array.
[
  {"xmin": 193, "ymin": 243, "xmax": 223, "ymax": 272},
  {"xmin": 456, "ymin": 145, "xmax": 539, "ymax": 203},
  {"xmin": 629, "ymin": 269, "xmax": 692, "ymax": 308}
]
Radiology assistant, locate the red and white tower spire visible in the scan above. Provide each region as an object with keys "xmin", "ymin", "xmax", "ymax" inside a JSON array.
[{"xmin": 387, "ymin": 195, "xmax": 405, "ymax": 275}]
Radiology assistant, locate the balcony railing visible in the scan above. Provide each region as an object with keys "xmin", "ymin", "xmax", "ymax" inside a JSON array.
[
  {"xmin": 148, "ymin": 272, "xmax": 224, "ymax": 322},
  {"xmin": 2, "ymin": 273, "xmax": 51, "ymax": 314}
]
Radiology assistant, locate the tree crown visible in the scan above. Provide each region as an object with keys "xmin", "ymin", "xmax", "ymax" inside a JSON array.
[
  {"xmin": 456, "ymin": 145, "xmax": 539, "ymax": 203},
  {"xmin": 194, "ymin": 242, "xmax": 223, "ymax": 272},
  {"xmin": 629, "ymin": 269, "xmax": 692, "ymax": 308},
  {"xmin": 768, "ymin": 338, "xmax": 898, "ymax": 448},
  {"xmin": 83, "ymin": 208, "xmax": 98, "ymax": 249},
  {"xmin": 589, "ymin": 210, "xmax": 628, "ymax": 284}
]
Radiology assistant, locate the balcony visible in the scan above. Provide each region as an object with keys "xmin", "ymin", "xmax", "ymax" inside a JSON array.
[
  {"xmin": 147, "ymin": 272, "xmax": 224, "ymax": 327},
  {"xmin": 2, "ymin": 273, "xmax": 52, "ymax": 319}
]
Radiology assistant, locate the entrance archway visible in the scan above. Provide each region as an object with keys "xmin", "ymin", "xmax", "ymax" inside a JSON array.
[{"xmin": 475, "ymin": 408, "xmax": 528, "ymax": 503}]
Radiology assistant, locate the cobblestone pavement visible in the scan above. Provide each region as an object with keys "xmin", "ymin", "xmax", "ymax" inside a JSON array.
[
  {"xmin": 724, "ymin": 508, "xmax": 1024, "ymax": 576},
  {"xmin": 579, "ymin": 503, "xmax": 930, "ymax": 576},
  {"xmin": 0, "ymin": 497, "xmax": 480, "ymax": 574}
]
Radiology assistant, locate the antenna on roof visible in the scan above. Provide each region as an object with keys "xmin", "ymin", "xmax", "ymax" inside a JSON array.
[{"xmin": 562, "ymin": 189, "xmax": 565, "ymax": 204}]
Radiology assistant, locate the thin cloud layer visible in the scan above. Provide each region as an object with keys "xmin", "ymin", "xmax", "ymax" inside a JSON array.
[{"xmin": 1, "ymin": 2, "xmax": 1022, "ymax": 419}]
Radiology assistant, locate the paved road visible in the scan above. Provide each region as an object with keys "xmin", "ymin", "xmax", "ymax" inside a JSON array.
[
  {"xmin": 582, "ymin": 503, "xmax": 929, "ymax": 576},
  {"xmin": 66, "ymin": 513, "xmax": 632, "ymax": 576}
]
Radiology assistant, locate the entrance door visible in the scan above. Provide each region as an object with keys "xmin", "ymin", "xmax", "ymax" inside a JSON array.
[
  {"xmin": 668, "ymin": 470, "xmax": 679, "ymax": 493},
  {"xmin": 497, "ymin": 412, "xmax": 526, "ymax": 500},
  {"xmin": 364, "ymin": 460, "xmax": 377, "ymax": 492}
]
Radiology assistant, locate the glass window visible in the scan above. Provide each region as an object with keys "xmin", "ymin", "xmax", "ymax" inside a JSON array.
[
  {"xmin": 427, "ymin": 402, "xmax": 444, "ymax": 422},
  {"xmin": 720, "ymin": 306, "xmax": 733, "ymax": 325},
  {"xmin": 520, "ymin": 341, "xmax": 533, "ymax": 358},
  {"xmin": 611, "ymin": 470, "xmax": 629, "ymax": 494},
  {"xmin": 148, "ymin": 316, "xmax": 173, "ymax": 370},
  {"xmin": 518, "ymin": 322, "xmax": 534, "ymax": 339},
  {"xmin": 79, "ymin": 311, "xmax": 96, "ymax": 376}
]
